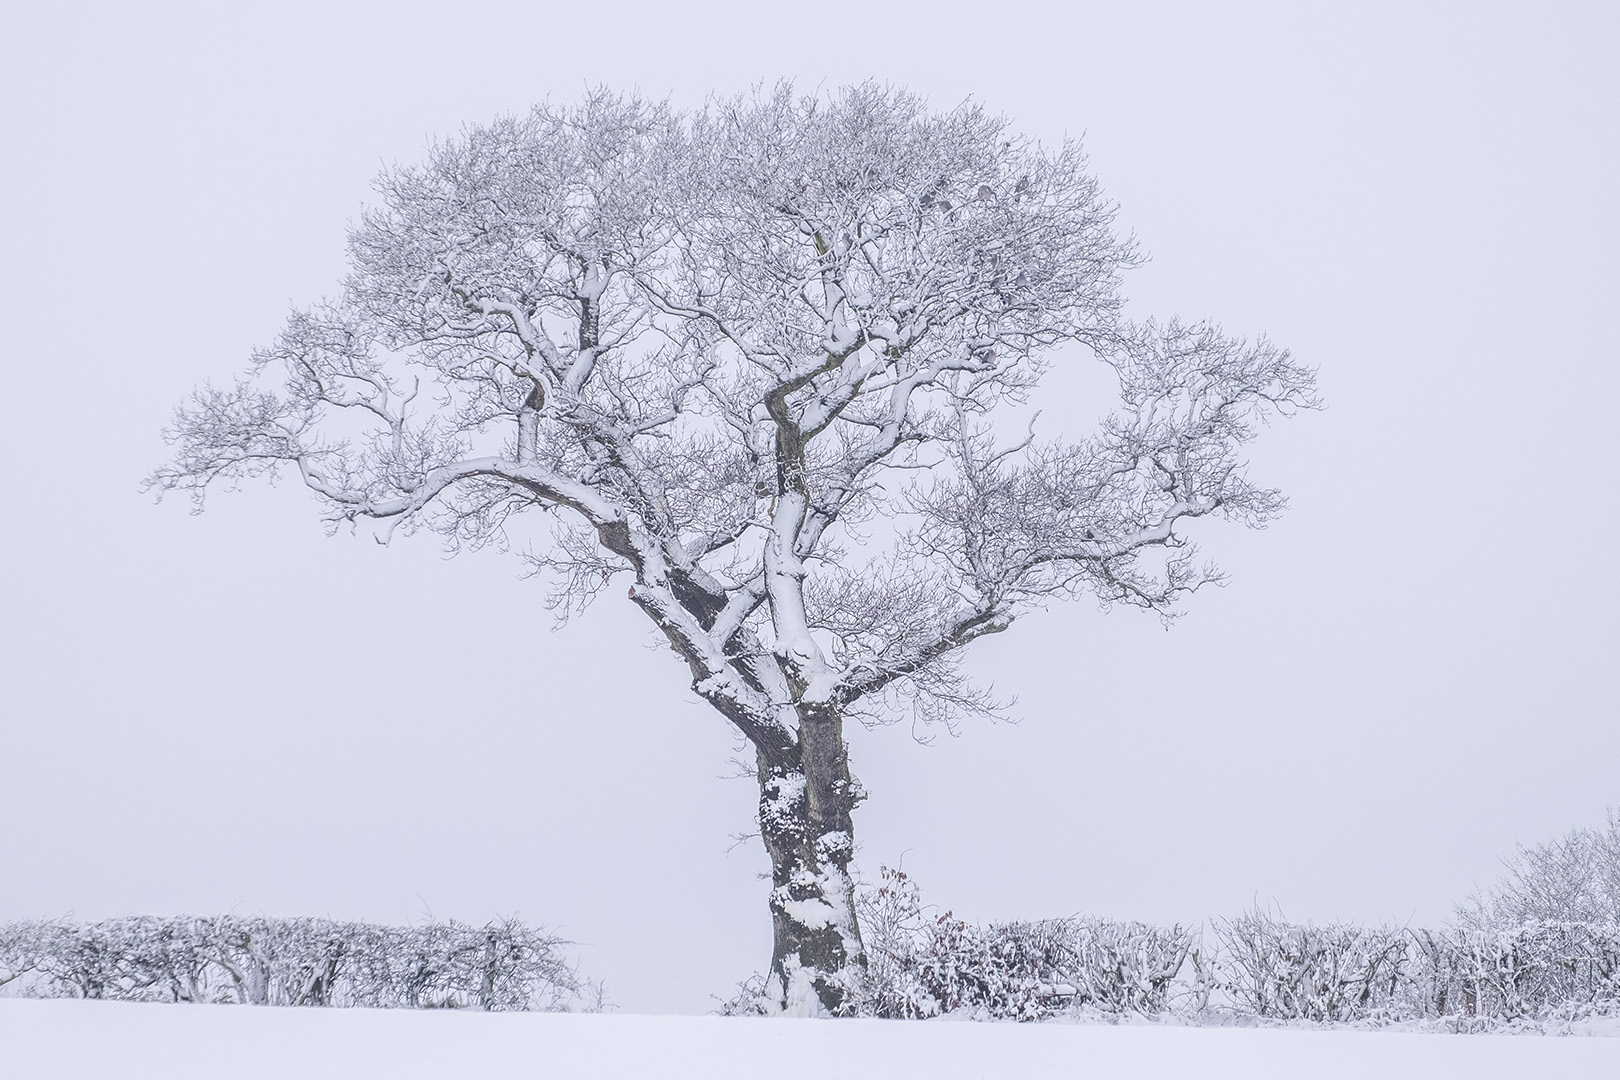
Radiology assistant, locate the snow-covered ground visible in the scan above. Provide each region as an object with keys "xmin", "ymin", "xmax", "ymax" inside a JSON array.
[{"xmin": 3, "ymin": 1000, "xmax": 1617, "ymax": 1079}]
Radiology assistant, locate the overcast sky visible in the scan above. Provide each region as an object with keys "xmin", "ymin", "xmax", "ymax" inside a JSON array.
[{"xmin": 2, "ymin": 1, "xmax": 1616, "ymax": 1014}]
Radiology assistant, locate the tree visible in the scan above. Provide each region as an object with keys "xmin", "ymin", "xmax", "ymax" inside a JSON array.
[
  {"xmin": 151, "ymin": 83, "xmax": 1316, "ymax": 1015},
  {"xmin": 1465, "ymin": 809, "xmax": 1620, "ymax": 928}
]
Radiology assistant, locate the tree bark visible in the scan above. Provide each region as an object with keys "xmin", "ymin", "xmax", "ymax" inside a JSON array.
[{"xmin": 755, "ymin": 703, "xmax": 866, "ymax": 1015}]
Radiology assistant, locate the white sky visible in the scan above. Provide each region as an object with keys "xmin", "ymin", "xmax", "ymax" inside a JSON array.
[{"xmin": 1, "ymin": 1, "xmax": 1615, "ymax": 1014}]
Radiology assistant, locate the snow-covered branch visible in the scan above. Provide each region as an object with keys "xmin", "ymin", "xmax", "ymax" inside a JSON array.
[{"xmin": 153, "ymin": 82, "xmax": 1316, "ymax": 1016}]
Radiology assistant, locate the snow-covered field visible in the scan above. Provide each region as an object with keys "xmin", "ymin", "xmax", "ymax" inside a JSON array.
[{"xmin": 3, "ymin": 1000, "xmax": 1617, "ymax": 1079}]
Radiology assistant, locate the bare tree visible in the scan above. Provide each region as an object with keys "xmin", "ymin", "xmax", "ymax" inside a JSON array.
[
  {"xmin": 1464, "ymin": 809, "xmax": 1620, "ymax": 928},
  {"xmin": 151, "ymin": 83, "xmax": 1316, "ymax": 1014}
]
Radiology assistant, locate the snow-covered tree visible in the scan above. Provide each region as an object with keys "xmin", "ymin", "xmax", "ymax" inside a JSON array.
[
  {"xmin": 151, "ymin": 83, "xmax": 1316, "ymax": 1014},
  {"xmin": 1465, "ymin": 809, "xmax": 1620, "ymax": 927}
]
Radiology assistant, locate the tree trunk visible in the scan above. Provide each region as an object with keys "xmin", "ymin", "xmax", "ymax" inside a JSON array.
[{"xmin": 755, "ymin": 704, "xmax": 867, "ymax": 1016}]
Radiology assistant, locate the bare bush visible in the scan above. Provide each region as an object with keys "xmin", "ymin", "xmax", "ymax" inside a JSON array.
[
  {"xmin": 0, "ymin": 914, "xmax": 598, "ymax": 1012},
  {"xmin": 1427, "ymin": 810, "xmax": 1620, "ymax": 1024},
  {"xmin": 1462, "ymin": 810, "xmax": 1620, "ymax": 929},
  {"xmin": 0, "ymin": 922, "xmax": 34, "ymax": 990},
  {"xmin": 1210, "ymin": 911, "xmax": 1620, "ymax": 1026},
  {"xmin": 1036, "ymin": 918, "xmax": 1197, "ymax": 1015},
  {"xmin": 852, "ymin": 867, "xmax": 1194, "ymax": 1020},
  {"xmin": 1212, "ymin": 908, "xmax": 1409, "ymax": 1022},
  {"xmin": 1419, "ymin": 921, "xmax": 1620, "ymax": 1022},
  {"xmin": 717, "ymin": 817, "xmax": 1620, "ymax": 1027},
  {"xmin": 714, "ymin": 973, "xmax": 771, "ymax": 1017}
]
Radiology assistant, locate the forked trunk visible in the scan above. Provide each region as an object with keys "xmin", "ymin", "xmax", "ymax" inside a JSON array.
[{"xmin": 755, "ymin": 704, "xmax": 866, "ymax": 1015}]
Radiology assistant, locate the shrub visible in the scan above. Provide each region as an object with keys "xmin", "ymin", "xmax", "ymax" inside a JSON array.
[
  {"xmin": 1212, "ymin": 908, "xmax": 1408, "ymax": 1022},
  {"xmin": 853, "ymin": 867, "xmax": 1195, "ymax": 1020},
  {"xmin": 0, "ymin": 914, "xmax": 598, "ymax": 1011}
]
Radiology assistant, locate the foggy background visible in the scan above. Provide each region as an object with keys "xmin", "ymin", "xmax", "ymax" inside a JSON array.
[{"xmin": 1, "ymin": 1, "xmax": 1615, "ymax": 1014}]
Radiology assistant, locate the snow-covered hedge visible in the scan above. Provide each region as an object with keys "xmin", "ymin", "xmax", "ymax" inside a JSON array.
[
  {"xmin": 0, "ymin": 915, "xmax": 599, "ymax": 1011},
  {"xmin": 849, "ymin": 867, "xmax": 1200, "ymax": 1020},
  {"xmin": 830, "ymin": 814, "xmax": 1620, "ymax": 1025},
  {"xmin": 1212, "ymin": 909, "xmax": 1409, "ymax": 1022},
  {"xmin": 1212, "ymin": 910, "xmax": 1620, "ymax": 1025},
  {"xmin": 1411, "ymin": 921, "xmax": 1620, "ymax": 1023},
  {"xmin": 722, "ymin": 862, "xmax": 1620, "ymax": 1025}
]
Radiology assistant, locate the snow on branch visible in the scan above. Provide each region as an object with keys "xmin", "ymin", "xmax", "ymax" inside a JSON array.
[
  {"xmin": 0, "ymin": 914, "xmax": 600, "ymax": 1011},
  {"xmin": 713, "ymin": 863, "xmax": 1620, "ymax": 1028},
  {"xmin": 150, "ymin": 81, "xmax": 1317, "ymax": 751}
]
